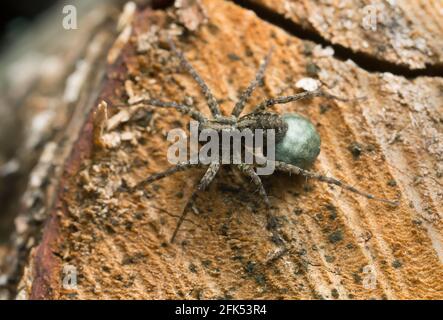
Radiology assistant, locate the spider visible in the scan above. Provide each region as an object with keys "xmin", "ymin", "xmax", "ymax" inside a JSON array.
[{"xmin": 129, "ymin": 39, "xmax": 398, "ymax": 244}]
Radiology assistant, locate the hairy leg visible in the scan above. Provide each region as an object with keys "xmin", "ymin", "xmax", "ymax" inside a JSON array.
[
  {"xmin": 137, "ymin": 161, "xmax": 206, "ymax": 187},
  {"xmin": 238, "ymin": 165, "xmax": 285, "ymax": 245},
  {"xmin": 168, "ymin": 39, "xmax": 222, "ymax": 118},
  {"xmin": 130, "ymin": 99, "xmax": 208, "ymax": 123},
  {"xmin": 170, "ymin": 163, "xmax": 221, "ymax": 243},
  {"xmin": 274, "ymin": 161, "xmax": 399, "ymax": 206},
  {"xmin": 238, "ymin": 165, "xmax": 270, "ymax": 208},
  {"xmin": 252, "ymin": 89, "xmax": 364, "ymax": 114},
  {"xmin": 231, "ymin": 48, "xmax": 274, "ymax": 118}
]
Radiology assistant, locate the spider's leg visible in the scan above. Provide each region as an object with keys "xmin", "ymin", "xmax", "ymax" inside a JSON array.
[
  {"xmin": 238, "ymin": 165, "xmax": 285, "ymax": 245},
  {"xmin": 132, "ymin": 99, "xmax": 208, "ymax": 123},
  {"xmin": 137, "ymin": 161, "xmax": 205, "ymax": 187},
  {"xmin": 273, "ymin": 161, "xmax": 399, "ymax": 206},
  {"xmin": 238, "ymin": 165, "xmax": 271, "ymax": 208},
  {"xmin": 252, "ymin": 89, "xmax": 363, "ymax": 114},
  {"xmin": 171, "ymin": 163, "xmax": 220, "ymax": 243},
  {"xmin": 231, "ymin": 48, "xmax": 273, "ymax": 118},
  {"xmin": 168, "ymin": 39, "xmax": 221, "ymax": 118}
]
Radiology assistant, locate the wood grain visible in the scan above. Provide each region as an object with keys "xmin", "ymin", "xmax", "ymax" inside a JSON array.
[{"xmin": 4, "ymin": 0, "xmax": 443, "ymax": 299}]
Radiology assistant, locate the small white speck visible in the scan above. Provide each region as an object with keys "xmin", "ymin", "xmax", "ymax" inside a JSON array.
[
  {"xmin": 0, "ymin": 159, "xmax": 19, "ymax": 177},
  {"xmin": 0, "ymin": 275, "xmax": 8, "ymax": 286},
  {"xmin": 345, "ymin": 59, "xmax": 357, "ymax": 67},
  {"xmin": 117, "ymin": 2, "xmax": 136, "ymax": 31},
  {"xmin": 26, "ymin": 110, "xmax": 56, "ymax": 149},
  {"xmin": 343, "ymin": 20, "xmax": 354, "ymax": 29},
  {"xmin": 313, "ymin": 45, "xmax": 334, "ymax": 57},
  {"xmin": 64, "ymin": 60, "xmax": 90, "ymax": 103},
  {"xmin": 296, "ymin": 78, "xmax": 320, "ymax": 92}
]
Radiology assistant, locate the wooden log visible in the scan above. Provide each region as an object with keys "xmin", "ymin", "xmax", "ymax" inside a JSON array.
[
  {"xmin": 243, "ymin": 0, "xmax": 443, "ymax": 71},
  {"xmin": 1, "ymin": 0, "xmax": 442, "ymax": 299}
]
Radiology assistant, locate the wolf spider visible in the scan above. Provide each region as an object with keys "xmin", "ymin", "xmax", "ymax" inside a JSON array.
[{"xmin": 130, "ymin": 39, "xmax": 398, "ymax": 244}]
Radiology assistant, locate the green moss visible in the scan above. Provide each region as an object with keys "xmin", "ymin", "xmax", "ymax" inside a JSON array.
[{"xmin": 275, "ymin": 113, "xmax": 321, "ymax": 169}]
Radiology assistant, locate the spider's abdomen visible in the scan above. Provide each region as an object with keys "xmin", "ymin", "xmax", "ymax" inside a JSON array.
[{"xmin": 275, "ymin": 113, "xmax": 321, "ymax": 169}]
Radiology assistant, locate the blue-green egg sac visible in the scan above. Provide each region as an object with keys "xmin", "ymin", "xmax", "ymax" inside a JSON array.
[{"xmin": 275, "ymin": 113, "xmax": 321, "ymax": 169}]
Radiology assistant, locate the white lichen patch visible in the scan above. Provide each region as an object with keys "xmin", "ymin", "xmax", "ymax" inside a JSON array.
[
  {"xmin": 106, "ymin": 105, "xmax": 146, "ymax": 132},
  {"xmin": 94, "ymin": 98, "xmax": 147, "ymax": 149},
  {"xmin": 93, "ymin": 101, "xmax": 109, "ymax": 146},
  {"xmin": 101, "ymin": 132, "xmax": 122, "ymax": 149},
  {"xmin": 295, "ymin": 78, "xmax": 320, "ymax": 92},
  {"xmin": 137, "ymin": 25, "xmax": 160, "ymax": 53},
  {"xmin": 0, "ymin": 159, "xmax": 19, "ymax": 177},
  {"xmin": 20, "ymin": 141, "xmax": 57, "ymax": 219},
  {"xmin": 175, "ymin": 0, "xmax": 208, "ymax": 32},
  {"xmin": 107, "ymin": 109, "xmax": 132, "ymax": 132},
  {"xmin": 107, "ymin": 25, "xmax": 132, "ymax": 65},
  {"xmin": 313, "ymin": 45, "xmax": 335, "ymax": 58},
  {"xmin": 125, "ymin": 79, "xmax": 151, "ymax": 104},
  {"xmin": 101, "ymin": 129, "xmax": 141, "ymax": 149},
  {"xmin": 360, "ymin": 2, "xmax": 433, "ymax": 68},
  {"xmin": 29, "ymin": 142, "xmax": 57, "ymax": 189},
  {"xmin": 117, "ymin": 2, "xmax": 136, "ymax": 32},
  {"xmin": 65, "ymin": 32, "xmax": 110, "ymax": 104},
  {"xmin": 64, "ymin": 60, "xmax": 90, "ymax": 103},
  {"xmin": 26, "ymin": 105, "xmax": 56, "ymax": 150},
  {"xmin": 379, "ymin": 73, "xmax": 443, "ymax": 185},
  {"xmin": 80, "ymin": 164, "xmax": 122, "ymax": 200},
  {"xmin": 0, "ymin": 159, "xmax": 20, "ymax": 177}
]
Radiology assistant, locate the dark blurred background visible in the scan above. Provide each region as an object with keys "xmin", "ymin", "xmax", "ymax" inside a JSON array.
[
  {"xmin": 0, "ymin": 0, "xmax": 60, "ymax": 243},
  {"xmin": 0, "ymin": 0, "xmax": 59, "ymax": 53}
]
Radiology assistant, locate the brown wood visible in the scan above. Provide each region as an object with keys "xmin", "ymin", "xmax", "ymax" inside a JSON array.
[{"xmin": 1, "ymin": 0, "xmax": 442, "ymax": 299}]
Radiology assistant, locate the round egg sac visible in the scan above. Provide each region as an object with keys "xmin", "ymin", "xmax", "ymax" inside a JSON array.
[{"xmin": 275, "ymin": 113, "xmax": 321, "ymax": 169}]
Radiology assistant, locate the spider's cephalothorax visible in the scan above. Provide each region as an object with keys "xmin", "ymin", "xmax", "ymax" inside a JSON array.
[
  {"xmin": 198, "ymin": 111, "xmax": 289, "ymax": 164},
  {"xmin": 130, "ymin": 39, "xmax": 398, "ymax": 244},
  {"xmin": 198, "ymin": 112, "xmax": 288, "ymax": 143}
]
